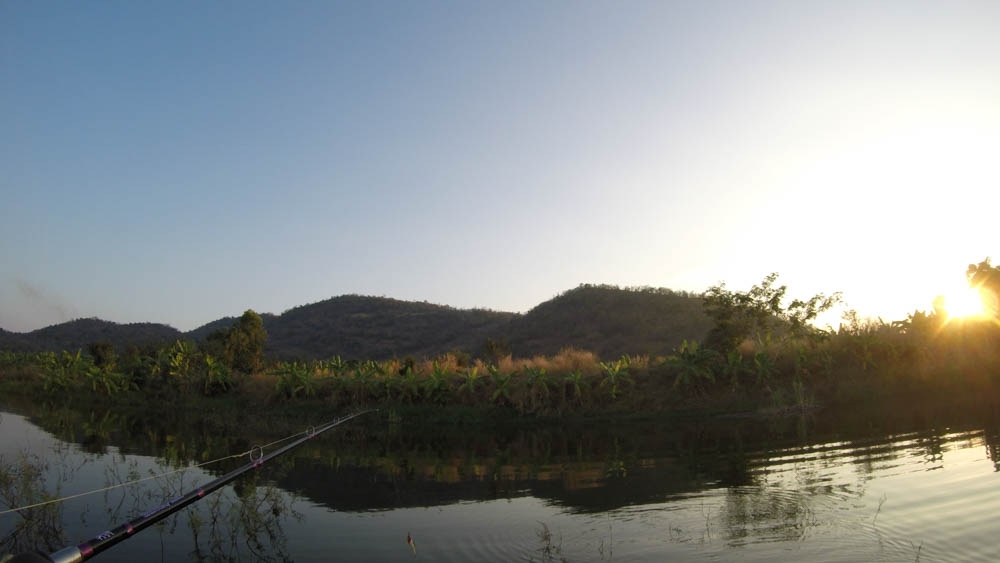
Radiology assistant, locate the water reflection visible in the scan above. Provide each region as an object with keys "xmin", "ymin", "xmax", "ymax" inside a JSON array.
[
  {"xmin": 1, "ymin": 413, "xmax": 303, "ymax": 562},
  {"xmin": 0, "ymin": 451, "xmax": 67, "ymax": 554},
  {"xmin": 2, "ymin": 403, "xmax": 1000, "ymax": 561}
]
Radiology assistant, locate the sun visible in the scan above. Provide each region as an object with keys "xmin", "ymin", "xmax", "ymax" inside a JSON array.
[{"xmin": 939, "ymin": 285, "xmax": 989, "ymax": 320}]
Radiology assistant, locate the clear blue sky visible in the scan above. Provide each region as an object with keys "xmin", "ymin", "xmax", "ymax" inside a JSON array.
[{"xmin": 2, "ymin": 1, "xmax": 998, "ymax": 333}]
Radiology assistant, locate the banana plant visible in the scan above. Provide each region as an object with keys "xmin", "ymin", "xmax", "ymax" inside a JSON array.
[
  {"xmin": 489, "ymin": 366, "xmax": 514, "ymax": 407},
  {"xmin": 852, "ymin": 335, "xmax": 877, "ymax": 372},
  {"xmin": 351, "ymin": 361, "xmax": 376, "ymax": 403},
  {"xmin": 41, "ymin": 349, "xmax": 87, "ymax": 394},
  {"xmin": 456, "ymin": 366, "xmax": 482, "ymax": 403},
  {"xmin": 752, "ymin": 350, "xmax": 777, "ymax": 384},
  {"xmin": 421, "ymin": 360, "xmax": 452, "ymax": 404},
  {"xmin": 323, "ymin": 355, "xmax": 347, "ymax": 374},
  {"xmin": 203, "ymin": 354, "xmax": 234, "ymax": 396},
  {"xmin": 271, "ymin": 361, "xmax": 315, "ymax": 399},
  {"xmin": 719, "ymin": 350, "xmax": 746, "ymax": 391},
  {"xmin": 398, "ymin": 366, "xmax": 421, "ymax": 404},
  {"xmin": 667, "ymin": 340, "xmax": 718, "ymax": 391},
  {"xmin": 0, "ymin": 351, "xmax": 28, "ymax": 367},
  {"xmin": 524, "ymin": 366, "xmax": 552, "ymax": 412},
  {"xmin": 563, "ymin": 369, "xmax": 586, "ymax": 406},
  {"xmin": 167, "ymin": 340, "xmax": 196, "ymax": 390},
  {"xmin": 83, "ymin": 364, "xmax": 130, "ymax": 397},
  {"xmin": 794, "ymin": 345, "xmax": 812, "ymax": 378},
  {"xmin": 372, "ymin": 360, "xmax": 398, "ymax": 403},
  {"xmin": 600, "ymin": 356, "xmax": 633, "ymax": 401}
]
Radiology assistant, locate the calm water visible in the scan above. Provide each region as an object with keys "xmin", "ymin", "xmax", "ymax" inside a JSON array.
[{"xmin": 2, "ymin": 404, "xmax": 999, "ymax": 562}]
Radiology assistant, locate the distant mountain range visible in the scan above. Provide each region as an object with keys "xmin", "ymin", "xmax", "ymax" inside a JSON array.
[{"xmin": 0, "ymin": 285, "xmax": 712, "ymax": 361}]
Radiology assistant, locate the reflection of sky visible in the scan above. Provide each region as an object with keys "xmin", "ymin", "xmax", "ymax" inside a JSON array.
[{"xmin": 0, "ymin": 412, "xmax": 62, "ymax": 458}]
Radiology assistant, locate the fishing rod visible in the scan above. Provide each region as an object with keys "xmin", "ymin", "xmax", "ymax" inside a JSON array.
[{"xmin": 9, "ymin": 409, "xmax": 375, "ymax": 563}]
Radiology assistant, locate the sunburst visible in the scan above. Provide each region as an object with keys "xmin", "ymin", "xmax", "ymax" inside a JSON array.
[{"xmin": 939, "ymin": 285, "xmax": 989, "ymax": 320}]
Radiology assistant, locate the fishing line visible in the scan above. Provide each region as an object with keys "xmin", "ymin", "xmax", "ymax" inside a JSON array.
[{"xmin": 0, "ymin": 417, "xmax": 344, "ymax": 517}]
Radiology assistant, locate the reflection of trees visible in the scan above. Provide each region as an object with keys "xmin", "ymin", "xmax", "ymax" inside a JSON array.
[
  {"xmin": 187, "ymin": 472, "xmax": 299, "ymax": 562},
  {"xmin": 13, "ymin": 401, "xmax": 1000, "ymax": 521},
  {"xmin": 264, "ymin": 417, "xmax": 782, "ymax": 514},
  {"xmin": 983, "ymin": 419, "xmax": 1000, "ymax": 473},
  {"xmin": 28, "ymin": 402, "xmax": 257, "ymax": 472},
  {"xmin": 126, "ymin": 453, "xmax": 300, "ymax": 562},
  {"xmin": 0, "ymin": 453, "xmax": 67, "ymax": 553},
  {"xmin": 1, "ymin": 421, "xmax": 300, "ymax": 563},
  {"xmin": 80, "ymin": 410, "xmax": 121, "ymax": 454}
]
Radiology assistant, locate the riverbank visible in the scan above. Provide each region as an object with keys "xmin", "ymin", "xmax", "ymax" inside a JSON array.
[{"xmin": 3, "ymin": 306, "xmax": 1000, "ymax": 431}]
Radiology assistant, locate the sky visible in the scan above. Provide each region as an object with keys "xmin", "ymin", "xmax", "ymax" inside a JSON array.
[{"xmin": 2, "ymin": 1, "xmax": 998, "ymax": 333}]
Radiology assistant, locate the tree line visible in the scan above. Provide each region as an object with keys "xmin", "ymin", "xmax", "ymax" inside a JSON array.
[{"xmin": 2, "ymin": 261, "xmax": 999, "ymax": 416}]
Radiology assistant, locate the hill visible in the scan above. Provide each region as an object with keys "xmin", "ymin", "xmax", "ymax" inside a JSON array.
[
  {"xmin": 0, "ymin": 328, "xmax": 31, "ymax": 351},
  {"xmin": 0, "ymin": 318, "xmax": 183, "ymax": 353},
  {"xmin": 0, "ymin": 286, "xmax": 713, "ymax": 361},
  {"xmin": 264, "ymin": 295, "xmax": 515, "ymax": 360},
  {"xmin": 505, "ymin": 284, "xmax": 711, "ymax": 358}
]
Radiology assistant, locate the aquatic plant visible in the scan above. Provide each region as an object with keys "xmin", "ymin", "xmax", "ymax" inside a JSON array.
[{"xmin": 535, "ymin": 521, "xmax": 567, "ymax": 563}]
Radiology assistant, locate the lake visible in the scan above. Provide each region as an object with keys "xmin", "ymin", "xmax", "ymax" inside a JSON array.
[{"xmin": 2, "ymin": 402, "xmax": 999, "ymax": 562}]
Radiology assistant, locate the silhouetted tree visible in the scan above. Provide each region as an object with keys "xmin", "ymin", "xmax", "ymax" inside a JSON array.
[
  {"xmin": 703, "ymin": 273, "xmax": 840, "ymax": 352},
  {"xmin": 448, "ymin": 347, "xmax": 471, "ymax": 367},
  {"xmin": 232, "ymin": 310, "xmax": 267, "ymax": 373},
  {"xmin": 205, "ymin": 310, "xmax": 268, "ymax": 373},
  {"xmin": 482, "ymin": 337, "xmax": 511, "ymax": 362},
  {"xmin": 87, "ymin": 340, "xmax": 116, "ymax": 369}
]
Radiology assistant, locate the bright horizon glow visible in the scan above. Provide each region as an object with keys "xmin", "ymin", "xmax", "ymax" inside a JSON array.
[{"xmin": 2, "ymin": 2, "xmax": 998, "ymax": 333}]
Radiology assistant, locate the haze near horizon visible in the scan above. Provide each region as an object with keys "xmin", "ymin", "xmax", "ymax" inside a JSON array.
[{"xmin": 2, "ymin": 1, "xmax": 997, "ymax": 333}]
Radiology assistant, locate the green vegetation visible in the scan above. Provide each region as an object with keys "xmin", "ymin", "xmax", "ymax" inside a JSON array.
[{"xmin": 2, "ymin": 265, "xmax": 1000, "ymax": 421}]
